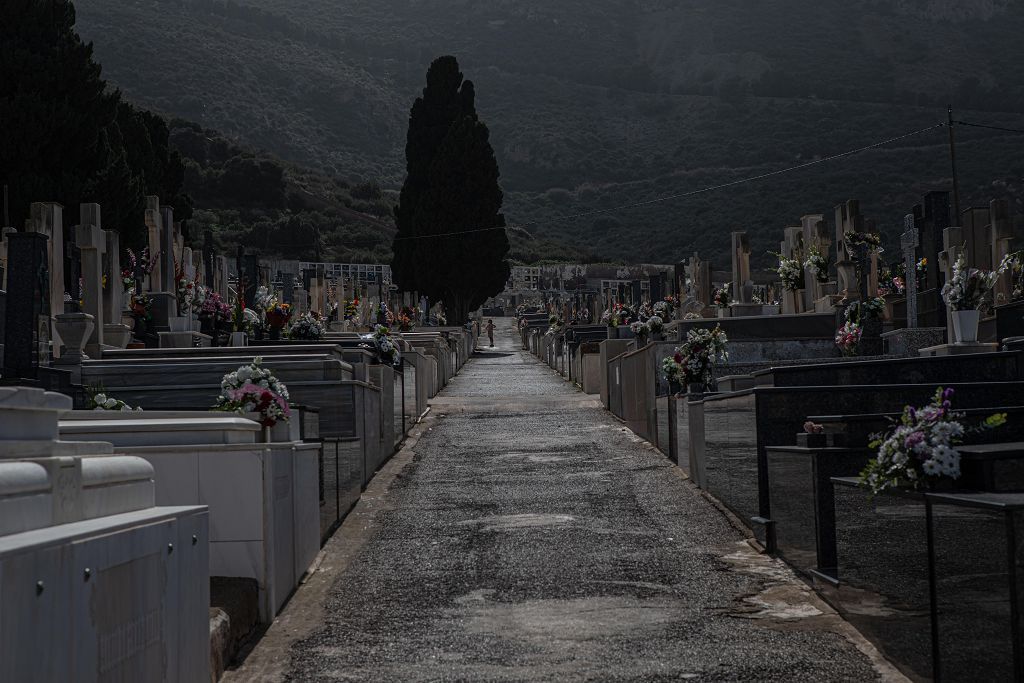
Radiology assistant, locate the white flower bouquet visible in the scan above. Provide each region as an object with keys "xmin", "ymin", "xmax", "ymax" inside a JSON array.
[
  {"xmin": 289, "ymin": 312, "xmax": 327, "ymax": 340},
  {"xmin": 861, "ymin": 387, "xmax": 1006, "ymax": 494},
  {"xmin": 213, "ymin": 357, "xmax": 291, "ymax": 427}
]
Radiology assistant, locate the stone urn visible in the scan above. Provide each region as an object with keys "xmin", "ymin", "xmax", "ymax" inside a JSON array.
[
  {"xmin": 952, "ymin": 309, "xmax": 981, "ymax": 343},
  {"xmin": 53, "ymin": 312, "xmax": 94, "ymax": 363},
  {"xmin": 103, "ymin": 324, "xmax": 133, "ymax": 349}
]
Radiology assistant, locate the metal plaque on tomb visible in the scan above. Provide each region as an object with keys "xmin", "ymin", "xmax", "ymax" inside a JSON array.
[{"xmin": 2, "ymin": 232, "xmax": 50, "ymax": 380}]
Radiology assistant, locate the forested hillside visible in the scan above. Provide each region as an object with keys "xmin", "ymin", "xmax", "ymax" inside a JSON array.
[{"xmin": 77, "ymin": 0, "xmax": 1024, "ymax": 266}]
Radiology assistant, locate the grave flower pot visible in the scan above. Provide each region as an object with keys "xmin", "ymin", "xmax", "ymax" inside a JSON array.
[
  {"xmin": 717, "ymin": 308, "xmax": 730, "ymax": 318},
  {"xmin": 607, "ymin": 326, "xmax": 619, "ymax": 339},
  {"xmin": 651, "ymin": 331, "xmax": 665, "ymax": 342},
  {"xmin": 168, "ymin": 316, "xmax": 189, "ymax": 332},
  {"xmin": 952, "ymin": 309, "xmax": 981, "ymax": 343},
  {"xmin": 268, "ymin": 327, "xmax": 282, "ymax": 341},
  {"xmin": 53, "ymin": 312, "xmax": 94, "ymax": 363},
  {"xmin": 229, "ymin": 331, "xmax": 248, "ymax": 347}
]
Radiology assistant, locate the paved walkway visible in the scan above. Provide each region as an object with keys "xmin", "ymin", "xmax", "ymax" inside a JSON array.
[{"xmin": 230, "ymin": 318, "xmax": 895, "ymax": 682}]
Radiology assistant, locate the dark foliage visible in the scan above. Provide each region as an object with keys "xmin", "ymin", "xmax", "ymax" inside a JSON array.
[
  {"xmin": 392, "ymin": 57, "xmax": 510, "ymax": 323},
  {"xmin": 0, "ymin": 0, "xmax": 186, "ymax": 248}
]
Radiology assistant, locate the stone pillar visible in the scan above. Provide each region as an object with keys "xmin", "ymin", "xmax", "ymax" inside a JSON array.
[
  {"xmin": 901, "ymin": 215, "xmax": 920, "ymax": 329},
  {"xmin": 216, "ymin": 256, "xmax": 229, "ymax": 299},
  {"xmin": 75, "ymin": 205, "xmax": 105, "ymax": 355}
]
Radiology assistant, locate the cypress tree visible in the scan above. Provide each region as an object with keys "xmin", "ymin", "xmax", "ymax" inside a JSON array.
[{"xmin": 391, "ymin": 56, "xmax": 510, "ymax": 323}]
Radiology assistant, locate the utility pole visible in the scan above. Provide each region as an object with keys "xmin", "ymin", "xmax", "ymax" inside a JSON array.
[{"xmin": 947, "ymin": 105, "xmax": 962, "ymax": 223}]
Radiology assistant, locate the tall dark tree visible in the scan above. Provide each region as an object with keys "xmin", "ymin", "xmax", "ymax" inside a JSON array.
[
  {"xmin": 0, "ymin": 0, "xmax": 188, "ymax": 246},
  {"xmin": 391, "ymin": 56, "xmax": 510, "ymax": 323},
  {"xmin": 0, "ymin": 0, "xmax": 118, "ymax": 230}
]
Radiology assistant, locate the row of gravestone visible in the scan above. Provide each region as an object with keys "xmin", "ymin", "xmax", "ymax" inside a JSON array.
[
  {"xmin": 0, "ymin": 198, "xmax": 240, "ymax": 384},
  {"xmin": 674, "ymin": 190, "xmax": 1015, "ymax": 339}
]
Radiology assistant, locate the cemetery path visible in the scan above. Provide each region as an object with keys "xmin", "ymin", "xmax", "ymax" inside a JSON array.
[{"xmin": 229, "ymin": 318, "xmax": 896, "ymax": 683}]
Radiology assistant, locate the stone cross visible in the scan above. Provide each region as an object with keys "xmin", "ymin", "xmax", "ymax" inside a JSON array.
[
  {"xmin": 901, "ymin": 214, "xmax": 919, "ymax": 329},
  {"xmin": 75, "ymin": 204, "xmax": 105, "ymax": 353},
  {"xmin": 834, "ymin": 200, "xmax": 859, "ymax": 297},
  {"xmin": 730, "ymin": 231, "xmax": 752, "ymax": 303}
]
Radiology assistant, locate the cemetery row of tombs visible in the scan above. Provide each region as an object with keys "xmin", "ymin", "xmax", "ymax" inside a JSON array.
[
  {"xmin": 521, "ymin": 190, "xmax": 1024, "ymax": 682},
  {"xmin": 0, "ymin": 197, "xmax": 475, "ymax": 681}
]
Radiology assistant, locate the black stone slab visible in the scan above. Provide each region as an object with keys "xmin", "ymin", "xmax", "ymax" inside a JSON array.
[
  {"xmin": 754, "ymin": 348, "xmax": 1023, "ymax": 387},
  {"xmin": 827, "ymin": 479, "xmax": 933, "ymax": 681},
  {"xmin": 996, "ymin": 300, "xmax": 1024, "ymax": 344},
  {"xmin": 766, "ymin": 446, "xmax": 872, "ymax": 574},
  {"xmin": 678, "ymin": 312, "xmax": 836, "ymax": 341},
  {"xmin": 2, "ymin": 231, "xmax": 49, "ymax": 381},
  {"xmin": 702, "ymin": 382, "xmax": 1024, "ymax": 545}
]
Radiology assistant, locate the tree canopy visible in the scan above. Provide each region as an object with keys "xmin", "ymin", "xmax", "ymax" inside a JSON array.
[
  {"xmin": 0, "ymin": 0, "xmax": 187, "ymax": 246},
  {"xmin": 392, "ymin": 56, "xmax": 510, "ymax": 323}
]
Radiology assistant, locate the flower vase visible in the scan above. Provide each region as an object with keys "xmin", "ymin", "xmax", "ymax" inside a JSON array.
[
  {"xmin": 229, "ymin": 331, "xmax": 248, "ymax": 347},
  {"xmin": 268, "ymin": 326, "xmax": 282, "ymax": 341},
  {"xmin": 607, "ymin": 326, "xmax": 619, "ymax": 340},
  {"xmin": 717, "ymin": 308, "xmax": 730, "ymax": 318},
  {"xmin": 652, "ymin": 331, "xmax": 664, "ymax": 342},
  {"xmin": 952, "ymin": 309, "xmax": 981, "ymax": 343},
  {"xmin": 132, "ymin": 316, "xmax": 148, "ymax": 339},
  {"xmin": 668, "ymin": 380, "xmax": 683, "ymax": 396}
]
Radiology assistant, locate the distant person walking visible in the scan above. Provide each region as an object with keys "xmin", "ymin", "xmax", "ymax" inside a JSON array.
[{"xmin": 485, "ymin": 319, "xmax": 495, "ymax": 347}]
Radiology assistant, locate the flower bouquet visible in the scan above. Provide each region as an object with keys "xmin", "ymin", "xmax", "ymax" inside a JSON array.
[
  {"xmin": 772, "ymin": 253, "xmax": 805, "ymax": 291},
  {"xmin": 265, "ymin": 302, "xmax": 292, "ymax": 330},
  {"xmin": 87, "ymin": 389, "xmax": 142, "ymax": 412},
  {"xmin": 361, "ymin": 324, "xmax": 401, "ymax": 366},
  {"xmin": 713, "ymin": 283, "xmax": 731, "ymax": 309},
  {"xmin": 647, "ymin": 315, "xmax": 665, "ymax": 334},
  {"xmin": 122, "ymin": 247, "xmax": 158, "ymax": 295},
  {"xmin": 213, "ymin": 357, "xmax": 291, "ymax": 428},
  {"xmin": 860, "ymin": 387, "xmax": 1006, "ymax": 494},
  {"xmin": 942, "ymin": 252, "xmax": 1012, "ymax": 342},
  {"xmin": 835, "ymin": 320, "xmax": 862, "ymax": 357},
  {"xmin": 661, "ymin": 324, "xmax": 728, "ymax": 393},
  {"xmin": 653, "ymin": 298, "xmax": 675, "ymax": 319},
  {"xmin": 804, "ymin": 246, "xmax": 830, "ymax": 284},
  {"xmin": 845, "ymin": 231, "xmax": 883, "ymax": 252},
  {"xmin": 289, "ymin": 312, "xmax": 327, "ymax": 340},
  {"xmin": 344, "ymin": 298, "xmax": 360, "ymax": 322}
]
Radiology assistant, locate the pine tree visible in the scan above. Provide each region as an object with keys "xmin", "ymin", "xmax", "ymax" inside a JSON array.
[{"xmin": 391, "ymin": 56, "xmax": 510, "ymax": 323}]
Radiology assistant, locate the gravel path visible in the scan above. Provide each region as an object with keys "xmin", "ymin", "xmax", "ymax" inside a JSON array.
[{"xmin": 269, "ymin": 319, "xmax": 886, "ymax": 682}]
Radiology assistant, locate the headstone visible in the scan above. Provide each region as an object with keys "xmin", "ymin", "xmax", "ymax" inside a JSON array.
[
  {"xmin": 243, "ymin": 249, "xmax": 259, "ymax": 309},
  {"xmin": 939, "ymin": 224, "xmax": 965, "ymax": 341},
  {"xmin": 75, "ymin": 204, "xmax": 105, "ymax": 354},
  {"xmin": 731, "ymin": 232, "xmax": 752, "ymax": 303},
  {"xmin": 282, "ymin": 273, "xmax": 295, "ymax": 304},
  {"xmin": 901, "ymin": 215, "xmax": 920, "ymax": 329},
  {"xmin": 28, "ymin": 203, "xmax": 63, "ymax": 356},
  {"xmin": 144, "ymin": 196, "xmax": 162, "ymax": 290},
  {"xmin": 2, "ymin": 231, "xmax": 49, "ymax": 380},
  {"xmin": 834, "ymin": 200, "xmax": 860, "ymax": 297},
  {"xmin": 0, "ymin": 227, "xmax": 15, "ymax": 290},
  {"xmin": 215, "ymin": 255, "xmax": 229, "ymax": 300},
  {"xmin": 961, "ymin": 206, "xmax": 992, "ymax": 271},
  {"xmin": 631, "ymin": 280, "xmax": 642, "ymax": 306},
  {"xmin": 989, "ymin": 199, "xmax": 1014, "ymax": 306},
  {"xmin": 159, "ymin": 206, "xmax": 175, "ymax": 292}
]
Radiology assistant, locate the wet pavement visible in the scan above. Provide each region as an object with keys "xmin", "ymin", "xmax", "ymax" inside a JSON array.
[{"xmin": 233, "ymin": 318, "xmax": 893, "ymax": 682}]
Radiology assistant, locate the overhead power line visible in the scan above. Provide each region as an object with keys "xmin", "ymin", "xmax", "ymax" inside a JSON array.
[
  {"xmin": 955, "ymin": 120, "xmax": 1024, "ymax": 135},
  {"xmin": 392, "ymin": 122, "xmax": 947, "ymax": 242}
]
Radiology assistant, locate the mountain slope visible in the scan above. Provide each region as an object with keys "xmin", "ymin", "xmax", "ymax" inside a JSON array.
[{"xmin": 76, "ymin": 0, "xmax": 1024, "ymax": 267}]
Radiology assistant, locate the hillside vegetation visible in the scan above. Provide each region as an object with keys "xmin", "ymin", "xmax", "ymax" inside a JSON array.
[{"xmin": 77, "ymin": 0, "xmax": 1024, "ymax": 267}]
